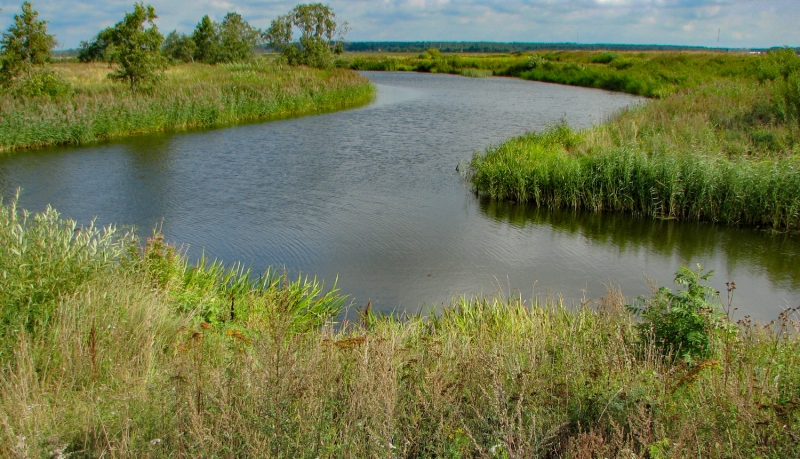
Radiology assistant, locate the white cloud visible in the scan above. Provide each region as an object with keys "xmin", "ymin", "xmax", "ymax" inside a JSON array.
[{"xmin": 0, "ymin": 0, "xmax": 795, "ymax": 49}]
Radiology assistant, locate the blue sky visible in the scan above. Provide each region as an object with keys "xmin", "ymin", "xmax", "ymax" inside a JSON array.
[{"xmin": 0, "ymin": 0, "xmax": 796, "ymax": 50}]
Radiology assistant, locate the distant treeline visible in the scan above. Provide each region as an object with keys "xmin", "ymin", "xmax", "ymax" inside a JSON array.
[
  {"xmin": 344, "ymin": 41, "xmax": 780, "ymax": 53},
  {"xmin": 51, "ymin": 41, "xmax": 796, "ymax": 58}
]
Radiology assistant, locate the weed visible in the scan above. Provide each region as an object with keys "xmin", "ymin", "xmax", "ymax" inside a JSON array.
[{"xmin": 628, "ymin": 264, "xmax": 737, "ymax": 362}]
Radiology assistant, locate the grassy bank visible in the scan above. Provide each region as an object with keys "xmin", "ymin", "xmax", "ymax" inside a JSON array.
[
  {"xmin": 466, "ymin": 50, "xmax": 800, "ymax": 231},
  {"xmin": 343, "ymin": 50, "xmax": 759, "ymax": 97},
  {"xmin": 2, "ymin": 197, "xmax": 798, "ymax": 458},
  {"xmin": 0, "ymin": 60, "xmax": 374, "ymax": 152}
]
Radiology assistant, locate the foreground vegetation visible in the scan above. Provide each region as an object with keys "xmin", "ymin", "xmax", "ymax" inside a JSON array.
[
  {"xmin": 2, "ymin": 197, "xmax": 798, "ymax": 458},
  {"xmin": 0, "ymin": 60, "xmax": 373, "ymax": 152}
]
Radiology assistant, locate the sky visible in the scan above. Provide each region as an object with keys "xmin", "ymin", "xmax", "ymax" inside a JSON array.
[{"xmin": 0, "ymin": 0, "xmax": 797, "ymax": 50}]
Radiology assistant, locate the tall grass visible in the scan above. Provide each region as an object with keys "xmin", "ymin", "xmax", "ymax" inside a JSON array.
[
  {"xmin": 343, "ymin": 50, "xmax": 760, "ymax": 97},
  {"xmin": 470, "ymin": 63, "xmax": 800, "ymax": 231},
  {"xmin": 470, "ymin": 125, "xmax": 800, "ymax": 230},
  {"xmin": 0, "ymin": 60, "xmax": 374, "ymax": 152},
  {"xmin": 1, "ymin": 196, "xmax": 798, "ymax": 458}
]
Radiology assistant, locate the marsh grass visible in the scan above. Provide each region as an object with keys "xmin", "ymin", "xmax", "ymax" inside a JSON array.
[
  {"xmin": 460, "ymin": 68, "xmax": 493, "ymax": 78},
  {"xmin": 1, "ymin": 197, "xmax": 798, "ymax": 458},
  {"xmin": 344, "ymin": 50, "xmax": 760, "ymax": 97},
  {"xmin": 0, "ymin": 60, "xmax": 374, "ymax": 152},
  {"xmin": 470, "ymin": 77, "xmax": 800, "ymax": 230}
]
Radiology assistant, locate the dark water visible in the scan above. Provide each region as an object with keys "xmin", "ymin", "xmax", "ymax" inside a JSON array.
[{"xmin": 1, "ymin": 72, "xmax": 798, "ymax": 320}]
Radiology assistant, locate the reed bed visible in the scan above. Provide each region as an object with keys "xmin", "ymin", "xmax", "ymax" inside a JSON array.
[
  {"xmin": 1, "ymin": 196, "xmax": 798, "ymax": 458},
  {"xmin": 343, "ymin": 50, "xmax": 759, "ymax": 97},
  {"xmin": 0, "ymin": 60, "xmax": 374, "ymax": 152},
  {"xmin": 470, "ymin": 76, "xmax": 800, "ymax": 231}
]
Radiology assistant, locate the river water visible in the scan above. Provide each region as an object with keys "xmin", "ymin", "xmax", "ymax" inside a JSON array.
[{"xmin": 1, "ymin": 71, "xmax": 798, "ymax": 320}]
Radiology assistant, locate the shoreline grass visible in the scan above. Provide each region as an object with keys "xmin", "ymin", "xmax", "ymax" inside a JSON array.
[
  {"xmin": 342, "ymin": 49, "xmax": 760, "ymax": 98},
  {"xmin": 468, "ymin": 78, "xmax": 800, "ymax": 231},
  {"xmin": 0, "ymin": 60, "xmax": 375, "ymax": 153},
  {"xmin": 442, "ymin": 49, "xmax": 800, "ymax": 231},
  {"xmin": 1, "ymin": 195, "xmax": 798, "ymax": 458}
]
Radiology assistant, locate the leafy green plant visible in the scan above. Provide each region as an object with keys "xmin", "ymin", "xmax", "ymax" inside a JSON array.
[
  {"xmin": 628, "ymin": 264, "xmax": 733, "ymax": 362},
  {"xmin": 11, "ymin": 69, "xmax": 71, "ymax": 97},
  {"xmin": 0, "ymin": 192, "xmax": 129, "ymax": 357}
]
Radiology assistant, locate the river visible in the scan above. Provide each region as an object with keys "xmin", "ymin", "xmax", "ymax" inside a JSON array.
[{"xmin": 1, "ymin": 71, "xmax": 797, "ymax": 321}]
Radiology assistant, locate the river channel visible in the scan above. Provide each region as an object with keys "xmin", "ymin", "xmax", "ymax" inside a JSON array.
[{"xmin": 1, "ymin": 71, "xmax": 798, "ymax": 321}]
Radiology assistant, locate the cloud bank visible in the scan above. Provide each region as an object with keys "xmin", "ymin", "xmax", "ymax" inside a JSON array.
[{"xmin": 0, "ymin": 0, "xmax": 795, "ymax": 49}]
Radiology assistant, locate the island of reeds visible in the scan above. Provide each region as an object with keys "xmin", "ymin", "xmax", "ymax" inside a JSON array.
[{"xmin": 1, "ymin": 196, "xmax": 798, "ymax": 458}]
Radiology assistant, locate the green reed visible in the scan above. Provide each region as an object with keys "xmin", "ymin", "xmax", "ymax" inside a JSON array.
[
  {"xmin": 0, "ymin": 59, "xmax": 374, "ymax": 152},
  {"xmin": 470, "ymin": 77, "xmax": 800, "ymax": 231},
  {"xmin": 343, "ymin": 50, "xmax": 760, "ymax": 97}
]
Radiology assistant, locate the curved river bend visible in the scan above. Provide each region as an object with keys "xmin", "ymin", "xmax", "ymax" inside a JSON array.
[{"xmin": 1, "ymin": 72, "xmax": 798, "ymax": 320}]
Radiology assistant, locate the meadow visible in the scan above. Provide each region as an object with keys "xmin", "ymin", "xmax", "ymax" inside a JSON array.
[
  {"xmin": 0, "ymin": 60, "xmax": 374, "ymax": 152},
  {"xmin": 1, "ymin": 193, "xmax": 798, "ymax": 458}
]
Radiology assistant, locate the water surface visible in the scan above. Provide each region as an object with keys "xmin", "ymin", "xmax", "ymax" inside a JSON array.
[{"xmin": 1, "ymin": 72, "xmax": 797, "ymax": 320}]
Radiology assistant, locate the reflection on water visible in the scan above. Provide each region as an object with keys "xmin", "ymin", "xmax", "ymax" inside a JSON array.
[
  {"xmin": 480, "ymin": 197, "xmax": 800, "ymax": 311},
  {"xmin": 0, "ymin": 71, "xmax": 797, "ymax": 321}
]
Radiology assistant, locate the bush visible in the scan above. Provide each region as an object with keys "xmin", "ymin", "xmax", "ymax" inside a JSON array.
[
  {"xmin": 628, "ymin": 264, "xmax": 735, "ymax": 362},
  {"xmin": 11, "ymin": 69, "xmax": 71, "ymax": 97},
  {"xmin": 590, "ymin": 52, "xmax": 618, "ymax": 64},
  {"xmin": 0, "ymin": 193, "xmax": 130, "ymax": 358},
  {"xmin": 609, "ymin": 57, "xmax": 635, "ymax": 70}
]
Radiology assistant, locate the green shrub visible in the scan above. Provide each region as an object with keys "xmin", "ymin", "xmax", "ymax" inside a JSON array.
[
  {"xmin": 0, "ymin": 193, "xmax": 130, "ymax": 357},
  {"xmin": 609, "ymin": 57, "xmax": 635, "ymax": 70},
  {"xmin": 12, "ymin": 70, "xmax": 72, "ymax": 98},
  {"xmin": 590, "ymin": 52, "xmax": 618, "ymax": 64},
  {"xmin": 628, "ymin": 264, "xmax": 735, "ymax": 362}
]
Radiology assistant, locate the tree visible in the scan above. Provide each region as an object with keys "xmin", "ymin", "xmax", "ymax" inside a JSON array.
[
  {"xmin": 77, "ymin": 27, "xmax": 114, "ymax": 63},
  {"xmin": 191, "ymin": 13, "xmax": 260, "ymax": 64},
  {"xmin": 162, "ymin": 30, "xmax": 196, "ymax": 63},
  {"xmin": 106, "ymin": 3, "xmax": 166, "ymax": 91},
  {"xmin": 191, "ymin": 15, "xmax": 218, "ymax": 64},
  {"xmin": 216, "ymin": 12, "xmax": 261, "ymax": 63},
  {"xmin": 264, "ymin": 3, "xmax": 348, "ymax": 69},
  {"xmin": 0, "ymin": 1, "xmax": 57, "ymax": 84}
]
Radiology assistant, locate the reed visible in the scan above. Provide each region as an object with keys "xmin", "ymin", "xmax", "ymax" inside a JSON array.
[
  {"xmin": 0, "ymin": 59, "xmax": 374, "ymax": 152},
  {"xmin": 470, "ymin": 76, "xmax": 800, "ymax": 230},
  {"xmin": 1, "ymin": 197, "xmax": 798, "ymax": 458},
  {"xmin": 343, "ymin": 50, "xmax": 760, "ymax": 97}
]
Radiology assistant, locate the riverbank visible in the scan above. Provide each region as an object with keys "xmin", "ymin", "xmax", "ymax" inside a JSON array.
[
  {"xmin": 468, "ymin": 52, "xmax": 800, "ymax": 231},
  {"xmin": 345, "ymin": 50, "xmax": 800, "ymax": 230},
  {"xmin": 2, "ymin": 198, "xmax": 798, "ymax": 458},
  {"xmin": 343, "ymin": 50, "xmax": 759, "ymax": 98},
  {"xmin": 0, "ymin": 60, "xmax": 374, "ymax": 152}
]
